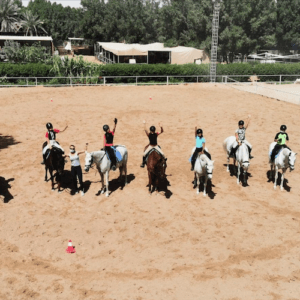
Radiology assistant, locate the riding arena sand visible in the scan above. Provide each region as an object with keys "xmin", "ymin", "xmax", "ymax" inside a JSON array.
[{"xmin": 0, "ymin": 84, "xmax": 300, "ymax": 300}]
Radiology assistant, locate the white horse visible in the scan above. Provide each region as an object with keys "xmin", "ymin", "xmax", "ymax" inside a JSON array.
[
  {"xmin": 223, "ymin": 136, "xmax": 250, "ymax": 185},
  {"xmin": 269, "ymin": 142, "xmax": 297, "ymax": 190},
  {"xmin": 191, "ymin": 147, "xmax": 215, "ymax": 196},
  {"xmin": 84, "ymin": 146, "xmax": 128, "ymax": 197}
]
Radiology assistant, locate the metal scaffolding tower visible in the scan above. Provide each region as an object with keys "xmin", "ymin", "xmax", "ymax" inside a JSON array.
[{"xmin": 210, "ymin": 0, "xmax": 222, "ymax": 83}]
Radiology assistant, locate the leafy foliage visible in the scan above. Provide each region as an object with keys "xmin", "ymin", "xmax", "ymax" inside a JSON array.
[{"xmin": 2, "ymin": 40, "xmax": 52, "ymax": 63}]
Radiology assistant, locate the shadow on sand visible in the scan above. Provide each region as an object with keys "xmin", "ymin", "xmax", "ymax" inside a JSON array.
[
  {"xmin": 0, "ymin": 134, "xmax": 21, "ymax": 150},
  {"xmin": 0, "ymin": 177, "xmax": 14, "ymax": 203},
  {"xmin": 266, "ymin": 170, "xmax": 291, "ymax": 192},
  {"xmin": 95, "ymin": 173, "xmax": 136, "ymax": 196}
]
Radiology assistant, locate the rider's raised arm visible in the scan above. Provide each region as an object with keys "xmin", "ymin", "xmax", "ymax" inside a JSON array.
[
  {"xmin": 195, "ymin": 125, "xmax": 197, "ymax": 137},
  {"xmin": 245, "ymin": 115, "xmax": 251, "ymax": 129},
  {"xmin": 159, "ymin": 122, "xmax": 163, "ymax": 134},
  {"xmin": 60, "ymin": 125, "xmax": 68, "ymax": 133},
  {"xmin": 112, "ymin": 118, "xmax": 117, "ymax": 133},
  {"xmin": 274, "ymin": 132, "xmax": 279, "ymax": 142},
  {"xmin": 143, "ymin": 120, "xmax": 149, "ymax": 136}
]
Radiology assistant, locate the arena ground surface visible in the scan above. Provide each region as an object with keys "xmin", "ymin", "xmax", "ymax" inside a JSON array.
[{"xmin": 0, "ymin": 84, "xmax": 300, "ymax": 300}]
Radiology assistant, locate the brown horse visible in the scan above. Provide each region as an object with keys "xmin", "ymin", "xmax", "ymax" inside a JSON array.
[
  {"xmin": 146, "ymin": 150, "xmax": 167, "ymax": 194},
  {"xmin": 43, "ymin": 141, "xmax": 65, "ymax": 192}
]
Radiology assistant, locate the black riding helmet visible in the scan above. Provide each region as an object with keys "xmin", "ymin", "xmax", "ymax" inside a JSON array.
[
  {"xmin": 46, "ymin": 122, "xmax": 53, "ymax": 129},
  {"xmin": 197, "ymin": 129, "xmax": 203, "ymax": 134},
  {"xmin": 103, "ymin": 124, "xmax": 109, "ymax": 132},
  {"xmin": 238, "ymin": 120, "xmax": 244, "ymax": 126},
  {"xmin": 150, "ymin": 126, "xmax": 156, "ymax": 132},
  {"xmin": 280, "ymin": 124, "xmax": 287, "ymax": 131}
]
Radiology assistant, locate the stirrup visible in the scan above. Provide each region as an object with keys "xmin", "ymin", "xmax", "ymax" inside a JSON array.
[
  {"xmin": 140, "ymin": 163, "xmax": 145, "ymax": 168},
  {"xmin": 41, "ymin": 160, "xmax": 45, "ymax": 165},
  {"xmin": 112, "ymin": 165, "xmax": 117, "ymax": 171}
]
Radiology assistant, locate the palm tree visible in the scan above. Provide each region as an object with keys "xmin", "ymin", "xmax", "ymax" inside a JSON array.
[
  {"xmin": 0, "ymin": 0, "xmax": 21, "ymax": 32},
  {"xmin": 20, "ymin": 10, "xmax": 47, "ymax": 36}
]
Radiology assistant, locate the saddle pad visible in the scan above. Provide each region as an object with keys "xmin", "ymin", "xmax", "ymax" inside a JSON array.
[
  {"xmin": 269, "ymin": 148, "xmax": 282, "ymax": 159},
  {"xmin": 112, "ymin": 147, "xmax": 123, "ymax": 163}
]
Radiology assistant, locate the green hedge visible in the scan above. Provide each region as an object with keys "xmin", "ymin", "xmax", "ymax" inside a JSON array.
[
  {"xmin": 0, "ymin": 62, "xmax": 300, "ymax": 83},
  {"xmin": 0, "ymin": 63, "xmax": 52, "ymax": 77}
]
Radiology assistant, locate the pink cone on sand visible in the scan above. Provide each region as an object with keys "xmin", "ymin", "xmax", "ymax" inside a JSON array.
[
  {"xmin": 66, "ymin": 240, "xmax": 76, "ymax": 253},
  {"xmin": 51, "ymin": 98, "xmax": 53, "ymax": 102},
  {"xmin": 149, "ymin": 97, "xmax": 152, "ymax": 100}
]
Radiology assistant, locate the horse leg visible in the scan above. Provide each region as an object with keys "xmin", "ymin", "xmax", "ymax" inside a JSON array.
[
  {"xmin": 49, "ymin": 169, "xmax": 54, "ymax": 191},
  {"xmin": 148, "ymin": 172, "xmax": 152, "ymax": 194},
  {"xmin": 124, "ymin": 163, "xmax": 128, "ymax": 186},
  {"xmin": 45, "ymin": 165, "xmax": 48, "ymax": 181},
  {"xmin": 105, "ymin": 171, "xmax": 109, "ymax": 197},
  {"xmin": 193, "ymin": 173, "xmax": 197, "ymax": 188},
  {"xmin": 280, "ymin": 169, "xmax": 286, "ymax": 191},
  {"xmin": 237, "ymin": 163, "xmax": 240, "ymax": 185},
  {"xmin": 274, "ymin": 166, "xmax": 278, "ymax": 190},
  {"xmin": 100, "ymin": 172, "xmax": 105, "ymax": 194},
  {"xmin": 196, "ymin": 173, "xmax": 200, "ymax": 195},
  {"xmin": 118, "ymin": 166, "xmax": 123, "ymax": 183},
  {"xmin": 243, "ymin": 168, "xmax": 247, "ymax": 185},
  {"xmin": 269, "ymin": 164, "xmax": 273, "ymax": 180},
  {"xmin": 226, "ymin": 155, "xmax": 230, "ymax": 172},
  {"xmin": 57, "ymin": 181, "xmax": 61, "ymax": 193},
  {"xmin": 203, "ymin": 175, "xmax": 207, "ymax": 197}
]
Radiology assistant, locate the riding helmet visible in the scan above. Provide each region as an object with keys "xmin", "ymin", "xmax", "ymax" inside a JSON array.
[
  {"xmin": 150, "ymin": 126, "xmax": 156, "ymax": 132},
  {"xmin": 46, "ymin": 122, "xmax": 53, "ymax": 129},
  {"xmin": 280, "ymin": 124, "xmax": 287, "ymax": 131},
  {"xmin": 238, "ymin": 120, "xmax": 244, "ymax": 126},
  {"xmin": 197, "ymin": 129, "xmax": 203, "ymax": 134},
  {"xmin": 103, "ymin": 125, "xmax": 109, "ymax": 132}
]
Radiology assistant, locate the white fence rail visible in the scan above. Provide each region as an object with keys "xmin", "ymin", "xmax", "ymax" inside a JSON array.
[{"xmin": 0, "ymin": 74, "xmax": 299, "ymax": 87}]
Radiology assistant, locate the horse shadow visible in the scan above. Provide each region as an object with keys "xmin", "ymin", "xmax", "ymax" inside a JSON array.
[
  {"xmin": 192, "ymin": 179, "xmax": 217, "ymax": 199},
  {"xmin": 266, "ymin": 170, "xmax": 291, "ymax": 192},
  {"xmin": 148, "ymin": 175, "xmax": 173, "ymax": 198},
  {"xmin": 0, "ymin": 177, "xmax": 14, "ymax": 203},
  {"xmin": 0, "ymin": 134, "xmax": 21, "ymax": 150},
  {"xmin": 103, "ymin": 173, "xmax": 135, "ymax": 196},
  {"xmin": 223, "ymin": 164, "xmax": 252, "ymax": 187},
  {"xmin": 58, "ymin": 170, "xmax": 92, "ymax": 195}
]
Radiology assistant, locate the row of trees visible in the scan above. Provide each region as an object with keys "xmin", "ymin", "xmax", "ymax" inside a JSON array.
[{"xmin": 1, "ymin": 0, "xmax": 300, "ymax": 61}]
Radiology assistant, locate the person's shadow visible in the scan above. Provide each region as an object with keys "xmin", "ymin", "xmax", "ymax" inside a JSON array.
[
  {"xmin": 59, "ymin": 170, "xmax": 92, "ymax": 195},
  {"xmin": 266, "ymin": 170, "xmax": 291, "ymax": 192},
  {"xmin": 0, "ymin": 177, "xmax": 14, "ymax": 203}
]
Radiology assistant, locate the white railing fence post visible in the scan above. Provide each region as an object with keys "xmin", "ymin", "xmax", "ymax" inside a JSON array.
[
  {"xmin": 136, "ymin": 76, "xmax": 138, "ymax": 86},
  {"xmin": 167, "ymin": 76, "xmax": 169, "ymax": 85},
  {"xmin": 280, "ymin": 75, "xmax": 282, "ymax": 85},
  {"xmin": 35, "ymin": 77, "xmax": 37, "ymax": 86},
  {"xmin": 104, "ymin": 77, "xmax": 106, "ymax": 86}
]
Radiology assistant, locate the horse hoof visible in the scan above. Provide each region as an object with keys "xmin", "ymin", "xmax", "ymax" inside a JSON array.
[
  {"xmin": 280, "ymin": 187, "xmax": 284, "ymax": 191},
  {"xmin": 51, "ymin": 188, "xmax": 55, "ymax": 191},
  {"xmin": 106, "ymin": 193, "xmax": 109, "ymax": 197},
  {"xmin": 203, "ymin": 193, "xmax": 206, "ymax": 197},
  {"xmin": 101, "ymin": 190, "xmax": 105, "ymax": 194},
  {"xmin": 274, "ymin": 186, "xmax": 277, "ymax": 190},
  {"xmin": 58, "ymin": 190, "xmax": 62, "ymax": 194},
  {"xmin": 196, "ymin": 191, "xmax": 200, "ymax": 195}
]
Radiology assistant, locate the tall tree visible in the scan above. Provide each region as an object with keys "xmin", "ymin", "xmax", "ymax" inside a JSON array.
[
  {"xmin": 276, "ymin": 0, "xmax": 300, "ymax": 53},
  {"xmin": 0, "ymin": 0, "xmax": 21, "ymax": 32},
  {"xmin": 20, "ymin": 10, "xmax": 47, "ymax": 35}
]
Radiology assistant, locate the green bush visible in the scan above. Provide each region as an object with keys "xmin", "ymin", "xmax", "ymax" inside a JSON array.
[
  {"xmin": 0, "ymin": 61, "xmax": 300, "ymax": 84},
  {"xmin": 0, "ymin": 63, "xmax": 52, "ymax": 77}
]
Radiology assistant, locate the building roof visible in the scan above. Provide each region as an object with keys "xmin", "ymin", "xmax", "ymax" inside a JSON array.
[{"xmin": 0, "ymin": 36, "xmax": 52, "ymax": 41}]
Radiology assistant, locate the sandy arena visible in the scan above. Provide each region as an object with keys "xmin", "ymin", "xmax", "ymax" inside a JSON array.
[{"xmin": 0, "ymin": 84, "xmax": 300, "ymax": 300}]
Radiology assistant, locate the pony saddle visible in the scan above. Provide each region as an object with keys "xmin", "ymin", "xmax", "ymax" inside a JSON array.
[{"xmin": 145, "ymin": 148, "xmax": 164, "ymax": 163}]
